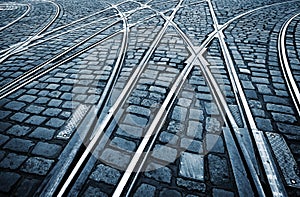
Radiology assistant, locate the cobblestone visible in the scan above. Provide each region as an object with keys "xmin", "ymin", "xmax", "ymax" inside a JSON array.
[
  {"xmin": 3, "ymin": 138, "xmax": 34, "ymax": 153},
  {"xmin": 159, "ymin": 189, "xmax": 181, "ymax": 197},
  {"xmin": 4, "ymin": 101, "xmax": 26, "ymax": 111},
  {"xmin": 83, "ymin": 186, "xmax": 108, "ymax": 197},
  {"xmin": 29, "ymin": 127, "xmax": 55, "ymax": 140},
  {"xmin": 0, "ymin": 172, "xmax": 21, "ymax": 192},
  {"xmin": 110, "ymin": 137, "xmax": 136, "ymax": 152},
  {"xmin": 14, "ymin": 178, "xmax": 41, "ymax": 197},
  {"xmin": 133, "ymin": 183, "xmax": 156, "ymax": 197},
  {"xmin": 180, "ymin": 138, "xmax": 203, "ymax": 154},
  {"xmin": 151, "ymin": 144, "xmax": 177, "ymax": 163},
  {"xmin": 159, "ymin": 131, "xmax": 178, "ymax": 145},
  {"xmin": 1, "ymin": 0, "xmax": 300, "ymax": 196},
  {"xmin": 100, "ymin": 149, "xmax": 130, "ymax": 169},
  {"xmin": 179, "ymin": 152, "xmax": 204, "ymax": 181},
  {"xmin": 208, "ymin": 154, "xmax": 230, "ymax": 186},
  {"xmin": 145, "ymin": 162, "xmax": 172, "ymax": 183},
  {"xmin": 6, "ymin": 125, "xmax": 31, "ymax": 136},
  {"xmin": 186, "ymin": 121, "xmax": 203, "ymax": 140},
  {"xmin": 25, "ymin": 115, "xmax": 47, "ymax": 125},
  {"xmin": 32, "ymin": 142, "xmax": 62, "ymax": 158},
  {"xmin": 176, "ymin": 178, "xmax": 206, "ymax": 192},
  {"xmin": 90, "ymin": 164, "xmax": 121, "ymax": 185},
  {"xmin": 205, "ymin": 134, "xmax": 224, "ymax": 153},
  {"xmin": 212, "ymin": 188, "xmax": 235, "ymax": 197},
  {"xmin": 20, "ymin": 157, "xmax": 54, "ymax": 175}
]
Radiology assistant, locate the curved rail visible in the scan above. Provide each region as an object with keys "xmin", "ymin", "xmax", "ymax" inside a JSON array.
[
  {"xmin": 111, "ymin": 0, "xmax": 263, "ymax": 196},
  {"xmin": 278, "ymin": 13, "xmax": 300, "ymax": 117},
  {"xmin": 112, "ymin": 0, "xmax": 300, "ymax": 195},
  {"xmin": 0, "ymin": 19, "xmax": 122, "ymax": 100},
  {"xmin": 54, "ymin": 1, "xmax": 183, "ymax": 196},
  {"xmin": 0, "ymin": 0, "xmax": 60, "ymax": 62},
  {"xmin": 51, "ymin": 1, "xmax": 297, "ymax": 196},
  {"xmin": 0, "ymin": 2, "xmax": 164, "ymax": 100},
  {"xmin": 0, "ymin": 3, "xmax": 31, "ymax": 32},
  {"xmin": 208, "ymin": 0, "xmax": 291, "ymax": 195},
  {"xmin": 56, "ymin": 3, "xmax": 130, "ymax": 196},
  {"xmin": 0, "ymin": 3, "xmax": 158, "ymax": 62}
]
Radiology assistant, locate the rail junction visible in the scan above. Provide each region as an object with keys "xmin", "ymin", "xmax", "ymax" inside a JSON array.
[{"xmin": 0, "ymin": 0, "xmax": 300, "ymax": 196}]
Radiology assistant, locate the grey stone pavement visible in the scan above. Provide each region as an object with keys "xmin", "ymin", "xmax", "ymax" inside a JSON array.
[{"xmin": 0, "ymin": 0, "xmax": 300, "ymax": 196}]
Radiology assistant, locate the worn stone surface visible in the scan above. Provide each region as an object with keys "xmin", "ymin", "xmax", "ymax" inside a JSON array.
[
  {"xmin": 179, "ymin": 152, "xmax": 204, "ymax": 181},
  {"xmin": 90, "ymin": 164, "xmax": 121, "ymax": 185},
  {"xmin": 133, "ymin": 183, "xmax": 156, "ymax": 197},
  {"xmin": 1, "ymin": 0, "xmax": 300, "ymax": 196},
  {"xmin": 145, "ymin": 162, "xmax": 172, "ymax": 183}
]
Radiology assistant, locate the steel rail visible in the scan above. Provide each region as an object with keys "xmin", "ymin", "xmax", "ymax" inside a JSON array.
[
  {"xmin": 37, "ymin": 3, "xmax": 165, "ymax": 196},
  {"xmin": 56, "ymin": 1, "xmax": 296, "ymax": 196},
  {"xmin": 112, "ymin": 2, "xmax": 184, "ymax": 197},
  {"xmin": 53, "ymin": 1, "xmax": 183, "ymax": 196},
  {"xmin": 0, "ymin": 3, "xmax": 31, "ymax": 32},
  {"xmin": 0, "ymin": 3, "xmax": 112, "ymax": 55},
  {"xmin": 0, "ymin": 20, "xmax": 122, "ymax": 100},
  {"xmin": 0, "ymin": 6, "xmax": 162, "ymax": 101},
  {"xmin": 112, "ymin": 1, "xmax": 260, "ymax": 195},
  {"xmin": 0, "ymin": 0, "xmax": 60, "ymax": 63},
  {"xmin": 56, "ymin": 1, "xmax": 299, "ymax": 196},
  {"xmin": 278, "ymin": 13, "xmax": 300, "ymax": 117},
  {"xmin": 0, "ymin": 13, "xmax": 122, "ymax": 57},
  {"xmin": 0, "ymin": 3, "xmax": 153, "ymax": 59},
  {"xmin": 206, "ymin": 0, "xmax": 288, "ymax": 195},
  {"xmin": 56, "ymin": 3, "xmax": 129, "ymax": 196},
  {"xmin": 0, "ymin": 0, "xmax": 178, "ymax": 58}
]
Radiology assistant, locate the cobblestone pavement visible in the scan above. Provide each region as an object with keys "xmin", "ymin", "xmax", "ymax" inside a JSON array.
[{"xmin": 1, "ymin": 0, "xmax": 300, "ymax": 196}]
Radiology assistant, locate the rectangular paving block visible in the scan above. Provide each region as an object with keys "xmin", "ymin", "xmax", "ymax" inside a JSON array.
[{"xmin": 179, "ymin": 152, "xmax": 204, "ymax": 181}]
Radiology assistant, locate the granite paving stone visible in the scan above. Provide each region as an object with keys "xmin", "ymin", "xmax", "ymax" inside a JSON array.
[
  {"xmin": 110, "ymin": 137, "xmax": 137, "ymax": 152},
  {"xmin": 90, "ymin": 164, "xmax": 121, "ymax": 185},
  {"xmin": 1, "ymin": 1, "xmax": 299, "ymax": 196},
  {"xmin": 45, "ymin": 118, "xmax": 65, "ymax": 128},
  {"xmin": 176, "ymin": 178, "xmax": 206, "ymax": 192},
  {"xmin": 20, "ymin": 157, "xmax": 54, "ymax": 175},
  {"xmin": 4, "ymin": 101, "xmax": 26, "ymax": 111},
  {"xmin": 124, "ymin": 114, "xmax": 148, "ymax": 127},
  {"xmin": 25, "ymin": 115, "xmax": 47, "ymax": 125},
  {"xmin": 83, "ymin": 186, "xmax": 108, "ymax": 197},
  {"xmin": 186, "ymin": 121, "xmax": 203, "ymax": 140},
  {"xmin": 9, "ymin": 112, "xmax": 30, "ymax": 122},
  {"xmin": 151, "ymin": 144, "xmax": 177, "ymax": 163},
  {"xmin": 32, "ymin": 142, "xmax": 62, "ymax": 158},
  {"xmin": 0, "ymin": 172, "xmax": 21, "ymax": 192},
  {"xmin": 14, "ymin": 178, "xmax": 41, "ymax": 197},
  {"xmin": 179, "ymin": 152, "xmax": 204, "ymax": 181},
  {"xmin": 205, "ymin": 134, "xmax": 224, "ymax": 153},
  {"xmin": 133, "ymin": 183, "xmax": 156, "ymax": 197},
  {"xmin": 100, "ymin": 148, "xmax": 130, "ymax": 169},
  {"xmin": 171, "ymin": 106, "xmax": 188, "ymax": 122},
  {"xmin": 0, "ymin": 134, "xmax": 9, "ymax": 146},
  {"xmin": 29, "ymin": 127, "xmax": 55, "ymax": 140},
  {"xmin": 159, "ymin": 189, "xmax": 181, "ymax": 197},
  {"xmin": 3, "ymin": 138, "xmax": 34, "ymax": 153},
  {"xmin": 0, "ymin": 153, "xmax": 27, "ymax": 169},
  {"xmin": 208, "ymin": 154, "xmax": 230, "ymax": 185},
  {"xmin": 180, "ymin": 138, "xmax": 203, "ymax": 154},
  {"xmin": 159, "ymin": 131, "xmax": 178, "ymax": 145},
  {"xmin": 145, "ymin": 162, "xmax": 172, "ymax": 183},
  {"xmin": 116, "ymin": 123, "xmax": 143, "ymax": 139},
  {"xmin": 6, "ymin": 125, "xmax": 31, "ymax": 136}
]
